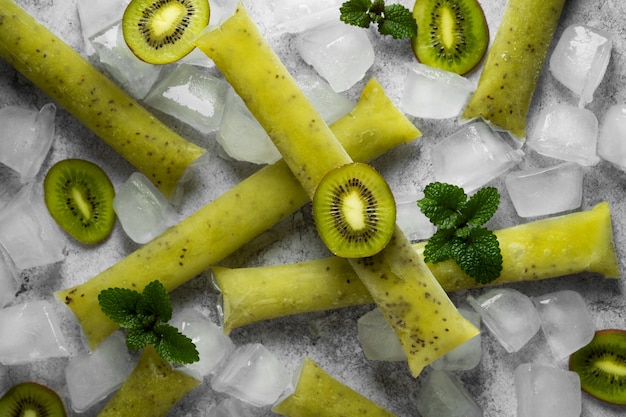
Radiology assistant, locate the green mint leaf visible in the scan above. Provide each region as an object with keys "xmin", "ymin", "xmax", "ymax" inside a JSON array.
[
  {"xmin": 378, "ymin": 4, "xmax": 418, "ymax": 39},
  {"xmin": 450, "ymin": 227, "xmax": 502, "ymax": 284},
  {"xmin": 154, "ymin": 324, "xmax": 200, "ymax": 365},
  {"xmin": 136, "ymin": 280, "xmax": 172, "ymax": 323},
  {"xmin": 340, "ymin": 0, "xmax": 373, "ymax": 28},
  {"xmin": 126, "ymin": 328, "xmax": 159, "ymax": 350},
  {"xmin": 463, "ymin": 187, "xmax": 500, "ymax": 227},
  {"xmin": 98, "ymin": 288, "xmax": 143, "ymax": 329},
  {"xmin": 418, "ymin": 182, "xmax": 467, "ymax": 228},
  {"xmin": 422, "ymin": 228, "xmax": 455, "ymax": 264}
]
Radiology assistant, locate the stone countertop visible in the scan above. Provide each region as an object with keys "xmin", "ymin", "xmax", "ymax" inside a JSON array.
[{"xmin": 1, "ymin": 0, "xmax": 625, "ymax": 416}]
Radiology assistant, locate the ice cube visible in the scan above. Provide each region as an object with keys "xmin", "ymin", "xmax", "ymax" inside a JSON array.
[
  {"xmin": 431, "ymin": 308, "xmax": 481, "ymax": 371},
  {"xmin": 401, "ymin": 63, "xmax": 475, "ymax": 119},
  {"xmin": 597, "ymin": 104, "xmax": 626, "ymax": 169},
  {"xmin": 113, "ymin": 172, "xmax": 179, "ymax": 244},
  {"xmin": 505, "ymin": 162, "xmax": 584, "ymax": 218},
  {"xmin": 0, "ymin": 299, "xmax": 69, "ymax": 365},
  {"xmin": 295, "ymin": 20, "xmax": 375, "ymax": 92},
  {"xmin": 357, "ymin": 308, "xmax": 406, "ymax": 362},
  {"xmin": 90, "ymin": 22, "xmax": 163, "ymax": 99},
  {"xmin": 412, "ymin": 369, "xmax": 483, "ymax": 417},
  {"xmin": 208, "ymin": 397, "xmax": 259, "ymax": 417},
  {"xmin": 295, "ymin": 70, "xmax": 354, "ymax": 124},
  {"xmin": 432, "ymin": 122, "xmax": 524, "ymax": 192},
  {"xmin": 211, "ymin": 343, "xmax": 291, "ymax": 407},
  {"xmin": 0, "ymin": 103, "xmax": 56, "ymax": 182},
  {"xmin": 0, "ymin": 183, "xmax": 66, "ymax": 270},
  {"xmin": 206, "ymin": 0, "xmax": 239, "ymax": 28},
  {"xmin": 549, "ymin": 24, "xmax": 612, "ymax": 108},
  {"xmin": 216, "ymin": 87, "xmax": 282, "ymax": 164},
  {"xmin": 65, "ymin": 331, "xmax": 136, "ymax": 412},
  {"xmin": 514, "ymin": 363, "xmax": 581, "ymax": 417},
  {"xmin": 172, "ymin": 308, "xmax": 235, "ymax": 377},
  {"xmin": 395, "ymin": 193, "xmax": 436, "ymax": 241},
  {"xmin": 144, "ymin": 64, "xmax": 229, "ymax": 135},
  {"xmin": 77, "ymin": 0, "xmax": 129, "ymax": 56},
  {"xmin": 0, "ymin": 244, "xmax": 18, "ymax": 308},
  {"xmin": 468, "ymin": 288, "xmax": 540, "ymax": 353},
  {"xmin": 532, "ymin": 290, "xmax": 595, "ymax": 361},
  {"xmin": 527, "ymin": 104, "xmax": 600, "ymax": 166},
  {"xmin": 272, "ymin": 0, "xmax": 343, "ymax": 35}
]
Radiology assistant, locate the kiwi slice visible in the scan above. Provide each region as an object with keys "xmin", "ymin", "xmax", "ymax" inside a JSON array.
[
  {"xmin": 411, "ymin": 0, "xmax": 489, "ymax": 75},
  {"xmin": 43, "ymin": 159, "xmax": 116, "ymax": 245},
  {"xmin": 0, "ymin": 382, "xmax": 67, "ymax": 417},
  {"xmin": 122, "ymin": 0, "xmax": 210, "ymax": 64},
  {"xmin": 569, "ymin": 329, "xmax": 626, "ymax": 405},
  {"xmin": 312, "ymin": 162, "xmax": 396, "ymax": 259}
]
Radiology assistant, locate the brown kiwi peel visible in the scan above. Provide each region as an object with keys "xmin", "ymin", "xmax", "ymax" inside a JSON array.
[
  {"xmin": 569, "ymin": 329, "xmax": 626, "ymax": 405},
  {"xmin": 0, "ymin": 382, "xmax": 67, "ymax": 417}
]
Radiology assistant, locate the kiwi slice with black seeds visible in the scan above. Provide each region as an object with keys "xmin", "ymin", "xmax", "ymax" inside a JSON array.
[
  {"xmin": 0, "ymin": 382, "xmax": 67, "ymax": 417},
  {"xmin": 411, "ymin": 0, "xmax": 489, "ymax": 75},
  {"xmin": 569, "ymin": 329, "xmax": 626, "ymax": 405},
  {"xmin": 122, "ymin": 0, "xmax": 210, "ymax": 65},
  {"xmin": 43, "ymin": 159, "xmax": 116, "ymax": 245},
  {"xmin": 312, "ymin": 162, "xmax": 396, "ymax": 259}
]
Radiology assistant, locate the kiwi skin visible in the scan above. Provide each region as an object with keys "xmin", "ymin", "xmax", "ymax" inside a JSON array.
[
  {"xmin": 411, "ymin": 0, "xmax": 489, "ymax": 75},
  {"xmin": 0, "ymin": 382, "xmax": 67, "ymax": 417},
  {"xmin": 569, "ymin": 329, "xmax": 626, "ymax": 405},
  {"xmin": 122, "ymin": 0, "xmax": 211, "ymax": 65},
  {"xmin": 43, "ymin": 159, "xmax": 116, "ymax": 245},
  {"xmin": 312, "ymin": 162, "xmax": 396, "ymax": 259}
]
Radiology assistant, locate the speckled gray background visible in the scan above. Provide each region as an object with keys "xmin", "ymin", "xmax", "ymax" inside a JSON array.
[{"xmin": 1, "ymin": 0, "xmax": 625, "ymax": 416}]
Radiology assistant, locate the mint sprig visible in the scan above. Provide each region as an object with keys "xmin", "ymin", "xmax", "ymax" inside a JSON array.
[
  {"xmin": 98, "ymin": 280, "xmax": 199, "ymax": 365},
  {"xmin": 340, "ymin": 0, "xmax": 418, "ymax": 39},
  {"xmin": 418, "ymin": 182, "xmax": 503, "ymax": 284}
]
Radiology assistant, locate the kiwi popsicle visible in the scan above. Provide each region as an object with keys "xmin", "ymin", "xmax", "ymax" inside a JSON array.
[
  {"xmin": 0, "ymin": 0, "xmax": 206, "ymax": 200},
  {"xmin": 195, "ymin": 3, "xmax": 479, "ymax": 377},
  {"xmin": 460, "ymin": 0, "xmax": 567, "ymax": 139}
]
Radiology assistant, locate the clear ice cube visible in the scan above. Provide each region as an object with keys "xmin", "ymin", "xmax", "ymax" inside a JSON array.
[
  {"xmin": 0, "ymin": 244, "xmax": 18, "ymax": 308},
  {"xmin": 0, "ymin": 183, "xmax": 66, "ymax": 270},
  {"xmin": 90, "ymin": 22, "xmax": 163, "ymax": 99},
  {"xmin": 514, "ymin": 363, "xmax": 581, "ymax": 417},
  {"xmin": 295, "ymin": 69, "xmax": 354, "ymax": 124},
  {"xmin": 432, "ymin": 122, "xmax": 524, "ymax": 192},
  {"xmin": 395, "ymin": 193, "xmax": 436, "ymax": 241},
  {"xmin": 0, "ymin": 103, "xmax": 56, "ymax": 182},
  {"xmin": 401, "ymin": 63, "xmax": 475, "ymax": 119},
  {"xmin": 65, "ymin": 331, "xmax": 136, "ymax": 412},
  {"xmin": 0, "ymin": 299, "xmax": 69, "ymax": 365},
  {"xmin": 357, "ymin": 308, "xmax": 406, "ymax": 362},
  {"xmin": 272, "ymin": 0, "xmax": 342, "ymax": 34},
  {"xmin": 144, "ymin": 64, "xmax": 229, "ymax": 135},
  {"xmin": 113, "ymin": 172, "xmax": 179, "ymax": 244},
  {"xmin": 431, "ymin": 308, "xmax": 481, "ymax": 371},
  {"xmin": 76, "ymin": 0, "xmax": 129, "ymax": 56},
  {"xmin": 468, "ymin": 288, "xmax": 541, "ymax": 353},
  {"xmin": 295, "ymin": 20, "xmax": 375, "ymax": 92},
  {"xmin": 172, "ymin": 308, "xmax": 235, "ymax": 377},
  {"xmin": 211, "ymin": 343, "xmax": 291, "ymax": 407},
  {"xmin": 505, "ymin": 162, "xmax": 584, "ymax": 218},
  {"xmin": 413, "ymin": 369, "xmax": 483, "ymax": 417},
  {"xmin": 597, "ymin": 104, "xmax": 626, "ymax": 169},
  {"xmin": 527, "ymin": 104, "xmax": 600, "ymax": 166},
  {"xmin": 549, "ymin": 24, "xmax": 612, "ymax": 107},
  {"xmin": 532, "ymin": 290, "xmax": 595, "ymax": 361}
]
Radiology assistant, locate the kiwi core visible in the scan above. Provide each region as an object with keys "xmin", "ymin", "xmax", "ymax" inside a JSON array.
[
  {"xmin": 342, "ymin": 190, "xmax": 368, "ymax": 231},
  {"xmin": 145, "ymin": 3, "xmax": 189, "ymax": 48}
]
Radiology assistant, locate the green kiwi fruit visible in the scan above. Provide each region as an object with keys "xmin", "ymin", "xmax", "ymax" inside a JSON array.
[
  {"xmin": 411, "ymin": 0, "xmax": 489, "ymax": 75},
  {"xmin": 43, "ymin": 159, "xmax": 116, "ymax": 245},
  {"xmin": 569, "ymin": 329, "xmax": 626, "ymax": 405},
  {"xmin": 122, "ymin": 0, "xmax": 210, "ymax": 64},
  {"xmin": 0, "ymin": 382, "xmax": 67, "ymax": 417},
  {"xmin": 312, "ymin": 162, "xmax": 396, "ymax": 259}
]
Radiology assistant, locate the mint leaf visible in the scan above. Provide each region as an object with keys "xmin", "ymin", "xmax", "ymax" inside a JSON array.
[
  {"xmin": 378, "ymin": 4, "xmax": 418, "ymax": 39},
  {"xmin": 137, "ymin": 280, "xmax": 172, "ymax": 323},
  {"xmin": 339, "ymin": 0, "xmax": 373, "ymax": 28},
  {"xmin": 126, "ymin": 328, "xmax": 159, "ymax": 350},
  {"xmin": 450, "ymin": 228, "xmax": 502, "ymax": 284},
  {"xmin": 418, "ymin": 182, "xmax": 467, "ymax": 228},
  {"xmin": 422, "ymin": 228, "xmax": 455, "ymax": 264},
  {"xmin": 98, "ymin": 288, "xmax": 143, "ymax": 329},
  {"xmin": 154, "ymin": 324, "xmax": 200, "ymax": 365},
  {"xmin": 463, "ymin": 186, "xmax": 500, "ymax": 227},
  {"xmin": 340, "ymin": 0, "xmax": 417, "ymax": 39}
]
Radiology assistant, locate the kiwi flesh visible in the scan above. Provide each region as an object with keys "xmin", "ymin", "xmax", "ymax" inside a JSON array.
[
  {"xmin": 122, "ymin": 0, "xmax": 210, "ymax": 64},
  {"xmin": 43, "ymin": 159, "xmax": 116, "ymax": 245},
  {"xmin": 411, "ymin": 0, "xmax": 489, "ymax": 75},
  {"xmin": 312, "ymin": 162, "xmax": 396, "ymax": 259},
  {"xmin": 569, "ymin": 329, "xmax": 626, "ymax": 405},
  {"xmin": 0, "ymin": 382, "xmax": 67, "ymax": 417}
]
